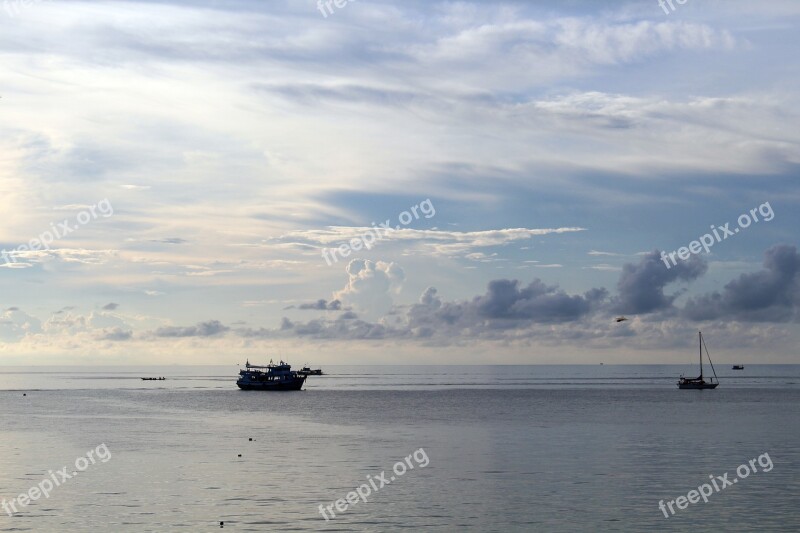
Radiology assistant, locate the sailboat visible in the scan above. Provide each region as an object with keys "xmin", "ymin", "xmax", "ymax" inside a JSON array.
[{"xmin": 678, "ymin": 331, "xmax": 719, "ymax": 390}]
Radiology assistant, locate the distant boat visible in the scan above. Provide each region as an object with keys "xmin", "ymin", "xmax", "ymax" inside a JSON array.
[
  {"xmin": 237, "ymin": 360, "xmax": 306, "ymax": 391},
  {"xmin": 141, "ymin": 377, "xmax": 165, "ymax": 381},
  {"xmin": 297, "ymin": 365, "xmax": 323, "ymax": 376},
  {"xmin": 732, "ymin": 365, "xmax": 744, "ymax": 370},
  {"xmin": 678, "ymin": 332, "xmax": 719, "ymax": 390}
]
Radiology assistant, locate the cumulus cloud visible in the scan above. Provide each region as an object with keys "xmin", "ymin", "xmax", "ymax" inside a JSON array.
[
  {"xmin": 404, "ymin": 279, "xmax": 608, "ymax": 337},
  {"xmin": 261, "ymin": 248, "xmax": 771, "ymax": 344},
  {"xmin": 0, "ymin": 308, "xmax": 43, "ymax": 342},
  {"xmin": 7, "ymin": 243, "xmax": 781, "ymax": 355},
  {"xmin": 333, "ymin": 260, "xmax": 405, "ymax": 317},
  {"xmin": 683, "ymin": 245, "xmax": 800, "ymax": 322},
  {"xmin": 614, "ymin": 250, "xmax": 707, "ymax": 314}
]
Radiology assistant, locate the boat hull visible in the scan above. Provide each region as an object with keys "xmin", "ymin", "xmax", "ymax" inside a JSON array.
[
  {"xmin": 677, "ymin": 382, "xmax": 718, "ymax": 390},
  {"xmin": 237, "ymin": 376, "xmax": 306, "ymax": 391}
]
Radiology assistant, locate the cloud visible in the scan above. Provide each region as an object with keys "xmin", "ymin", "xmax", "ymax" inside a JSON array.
[
  {"xmin": 408, "ymin": 279, "xmax": 607, "ymax": 329},
  {"xmin": 333, "ymin": 260, "xmax": 405, "ymax": 317},
  {"xmin": 410, "ymin": 17, "xmax": 737, "ymax": 91},
  {"xmin": 279, "ymin": 227, "xmax": 586, "ymax": 259},
  {"xmin": 683, "ymin": 245, "xmax": 800, "ymax": 322},
  {"xmin": 0, "ymin": 249, "xmax": 117, "ymax": 267},
  {"xmin": 3, "ymin": 243, "xmax": 787, "ymax": 356},
  {"xmin": 584, "ymin": 264, "xmax": 622, "ymax": 272},
  {"xmin": 154, "ymin": 320, "xmax": 229, "ymax": 338},
  {"xmin": 295, "ymin": 299, "xmax": 343, "ymax": 311},
  {"xmin": 96, "ymin": 327, "xmax": 133, "ymax": 341},
  {"xmin": 588, "ymin": 250, "xmax": 623, "ymax": 257},
  {"xmin": 255, "ymin": 277, "xmax": 610, "ymax": 342},
  {"xmin": 614, "ymin": 250, "xmax": 707, "ymax": 314},
  {"xmin": 0, "ymin": 308, "xmax": 42, "ymax": 342},
  {"xmin": 152, "ymin": 238, "xmax": 188, "ymax": 244},
  {"xmin": 102, "ymin": 302, "xmax": 119, "ymax": 310}
]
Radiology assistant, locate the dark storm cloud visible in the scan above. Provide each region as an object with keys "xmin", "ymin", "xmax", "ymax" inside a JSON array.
[
  {"xmin": 102, "ymin": 303, "xmax": 119, "ymax": 310},
  {"xmin": 614, "ymin": 251, "xmax": 707, "ymax": 314},
  {"xmin": 683, "ymin": 244, "xmax": 800, "ymax": 322},
  {"xmin": 154, "ymin": 320, "xmax": 229, "ymax": 337}
]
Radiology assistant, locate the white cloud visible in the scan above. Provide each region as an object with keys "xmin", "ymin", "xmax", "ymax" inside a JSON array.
[{"xmin": 333, "ymin": 260, "xmax": 405, "ymax": 318}]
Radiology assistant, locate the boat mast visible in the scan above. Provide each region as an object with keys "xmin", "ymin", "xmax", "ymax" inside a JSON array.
[
  {"xmin": 700, "ymin": 332, "xmax": 719, "ymax": 383},
  {"xmin": 699, "ymin": 331, "xmax": 703, "ymax": 379}
]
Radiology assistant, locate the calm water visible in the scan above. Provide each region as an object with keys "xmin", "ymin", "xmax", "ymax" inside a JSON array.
[{"xmin": 1, "ymin": 366, "xmax": 798, "ymax": 531}]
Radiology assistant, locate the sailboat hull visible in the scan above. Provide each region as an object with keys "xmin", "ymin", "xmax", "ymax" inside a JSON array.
[{"xmin": 678, "ymin": 381, "xmax": 718, "ymax": 390}]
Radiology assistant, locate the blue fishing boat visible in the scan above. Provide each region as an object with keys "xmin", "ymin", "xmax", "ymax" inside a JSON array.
[{"xmin": 237, "ymin": 360, "xmax": 306, "ymax": 391}]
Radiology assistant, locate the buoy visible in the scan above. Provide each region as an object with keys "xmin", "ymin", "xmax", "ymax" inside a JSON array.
[
  {"xmin": 220, "ymin": 521, "xmax": 224, "ymax": 528},
  {"xmin": 238, "ymin": 454, "xmax": 242, "ymax": 457},
  {"xmin": 248, "ymin": 438, "xmax": 253, "ymax": 441},
  {"xmin": 23, "ymin": 393, "xmax": 26, "ymax": 396}
]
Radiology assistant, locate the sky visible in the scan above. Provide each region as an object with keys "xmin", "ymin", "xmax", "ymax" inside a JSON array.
[{"xmin": 0, "ymin": 0, "xmax": 798, "ymax": 364}]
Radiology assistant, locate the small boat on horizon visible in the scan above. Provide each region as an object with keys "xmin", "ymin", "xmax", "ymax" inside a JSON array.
[
  {"xmin": 297, "ymin": 365, "xmax": 323, "ymax": 376},
  {"xmin": 141, "ymin": 377, "xmax": 166, "ymax": 381},
  {"xmin": 732, "ymin": 365, "xmax": 744, "ymax": 370},
  {"xmin": 678, "ymin": 331, "xmax": 719, "ymax": 390}
]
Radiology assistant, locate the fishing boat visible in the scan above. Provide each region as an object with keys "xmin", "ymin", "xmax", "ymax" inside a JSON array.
[
  {"xmin": 236, "ymin": 360, "xmax": 306, "ymax": 391},
  {"xmin": 732, "ymin": 365, "xmax": 744, "ymax": 370},
  {"xmin": 297, "ymin": 365, "xmax": 323, "ymax": 376},
  {"xmin": 678, "ymin": 332, "xmax": 719, "ymax": 390}
]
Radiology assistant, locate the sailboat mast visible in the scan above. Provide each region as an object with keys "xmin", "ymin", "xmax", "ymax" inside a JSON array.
[{"xmin": 699, "ymin": 331, "xmax": 703, "ymax": 378}]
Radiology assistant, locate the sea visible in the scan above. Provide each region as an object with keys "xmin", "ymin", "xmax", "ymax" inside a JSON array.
[{"xmin": 1, "ymin": 365, "xmax": 798, "ymax": 532}]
